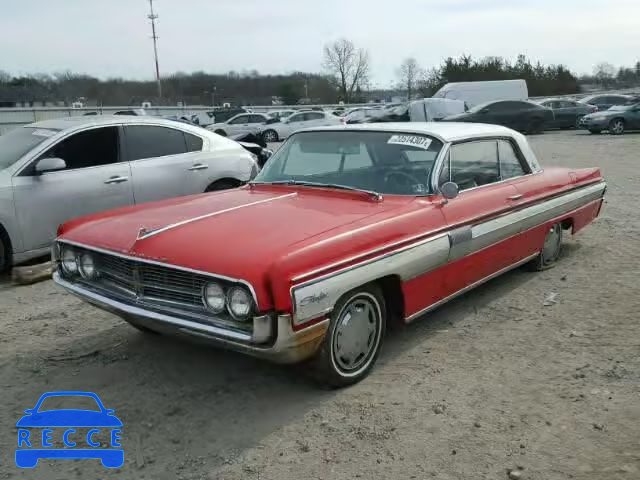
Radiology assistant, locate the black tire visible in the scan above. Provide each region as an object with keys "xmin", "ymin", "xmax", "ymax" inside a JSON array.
[
  {"xmin": 205, "ymin": 179, "xmax": 242, "ymax": 192},
  {"xmin": 609, "ymin": 118, "xmax": 625, "ymax": 135},
  {"xmin": 311, "ymin": 284, "xmax": 386, "ymax": 388},
  {"xmin": 526, "ymin": 118, "xmax": 544, "ymax": 134},
  {"xmin": 528, "ymin": 223, "xmax": 563, "ymax": 271},
  {"xmin": 262, "ymin": 129, "xmax": 278, "ymax": 142},
  {"xmin": 588, "ymin": 129, "xmax": 602, "ymax": 134},
  {"xmin": 214, "ymin": 129, "xmax": 227, "ymax": 137},
  {"xmin": 0, "ymin": 230, "xmax": 11, "ymax": 274}
]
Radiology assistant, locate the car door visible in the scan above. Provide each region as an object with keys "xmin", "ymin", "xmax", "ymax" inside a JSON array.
[
  {"xmin": 283, "ymin": 113, "xmax": 308, "ymax": 137},
  {"xmin": 304, "ymin": 111, "xmax": 328, "ymax": 127},
  {"xmin": 125, "ymin": 124, "xmax": 209, "ymax": 203},
  {"xmin": 11, "ymin": 126, "xmax": 134, "ymax": 251},
  {"xmin": 225, "ymin": 114, "xmax": 252, "ymax": 136},
  {"xmin": 626, "ymin": 104, "xmax": 640, "ymax": 129},
  {"xmin": 437, "ymin": 139, "xmax": 522, "ymax": 294},
  {"xmin": 247, "ymin": 114, "xmax": 269, "ymax": 134}
]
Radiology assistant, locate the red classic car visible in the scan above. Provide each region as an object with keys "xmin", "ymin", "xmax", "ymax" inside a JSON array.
[{"xmin": 53, "ymin": 123, "xmax": 606, "ymax": 386}]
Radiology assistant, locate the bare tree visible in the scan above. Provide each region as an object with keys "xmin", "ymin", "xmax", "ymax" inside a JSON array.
[
  {"xmin": 323, "ymin": 38, "xmax": 370, "ymax": 103},
  {"xmin": 397, "ymin": 57, "xmax": 424, "ymax": 100},
  {"xmin": 593, "ymin": 62, "xmax": 616, "ymax": 87}
]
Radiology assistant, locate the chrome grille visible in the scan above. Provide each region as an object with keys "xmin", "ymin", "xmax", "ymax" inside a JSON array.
[{"xmin": 75, "ymin": 248, "xmax": 213, "ymax": 314}]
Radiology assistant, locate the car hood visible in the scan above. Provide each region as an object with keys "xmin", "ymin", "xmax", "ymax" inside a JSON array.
[
  {"xmin": 16, "ymin": 410, "xmax": 123, "ymax": 427},
  {"xmin": 59, "ymin": 186, "xmax": 417, "ymax": 309}
]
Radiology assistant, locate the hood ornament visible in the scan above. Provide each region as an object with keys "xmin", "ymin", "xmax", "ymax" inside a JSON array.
[{"xmin": 137, "ymin": 226, "xmax": 159, "ymax": 240}]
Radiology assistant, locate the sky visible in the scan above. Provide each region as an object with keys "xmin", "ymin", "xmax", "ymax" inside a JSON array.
[{"xmin": 1, "ymin": 0, "xmax": 639, "ymax": 87}]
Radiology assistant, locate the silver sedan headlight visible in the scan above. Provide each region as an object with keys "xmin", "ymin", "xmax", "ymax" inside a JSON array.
[
  {"xmin": 204, "ymin": 282, "xmax": 226, "ymax": 314},
  {"xmin": 226, "ymin": 286, "xmax": 254, "ymax": 321},
  {"xmin": 61, "ymin": 247, "xmax": 78, "ymax": 275},
  {"xmin": 78, "ymin": 252, "xmax": 98, "ymax": 279}
]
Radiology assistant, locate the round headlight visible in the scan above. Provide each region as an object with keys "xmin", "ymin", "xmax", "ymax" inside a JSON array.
[
  {"xmin": 78, "ymin": 253, "xmax": 97, "ymax": 279},
  {"xmin": 226, "ymin": 286, "xmax": 254, "ymax": 321},
  {"xmin": 204, "ymin": 282, "xmax": 225, "ymax": 313},
  {"xmin": 61, "ymin": 247, "xmax": 78, "ymax": 275}
]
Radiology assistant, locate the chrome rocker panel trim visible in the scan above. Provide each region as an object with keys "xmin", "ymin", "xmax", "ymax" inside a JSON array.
[{"xmin": 54, "ymin": 272, "xmax": 328, "ymax": 364}]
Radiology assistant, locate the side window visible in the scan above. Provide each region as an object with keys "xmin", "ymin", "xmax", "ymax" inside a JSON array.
[
  {"xmin": 304, "ymin": 112, "xmax": 324, "ymax": 121},
  {"xmin": 40, "ymin": 127, "xmax": 119, "ymax": 170},
  {"xmin": 184, "ymin": 132, "xmax": 203, "ymax": 152},
  {"xmin": 288, "ymin": 114, "xmax": 305, "ymax": 123},
  {"xmin": 498, "ymin": 140, "xmax": 527, "ymax": 179},
  {"xmin": 248, "ymin": 115, "xmax": 266, "ymax": 124},
  {"xmin": 450, "ymin": 141, "xmax": 500, "ymax": 190},
  {"xmin": 229, "ymin": 115, "xmax": 248, "ymax": 125},
  {"xmin": 124, "ymin": 126, "xmax": 187, "ymax": 161}
]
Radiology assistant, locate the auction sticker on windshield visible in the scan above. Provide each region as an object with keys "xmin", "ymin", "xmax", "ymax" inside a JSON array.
[{"xmin": 387, "ymin": 135, "xmax": 432, "ymax": 150}]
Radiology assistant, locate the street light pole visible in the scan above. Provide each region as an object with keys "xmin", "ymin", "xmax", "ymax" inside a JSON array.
[{"xmin": 147, "ymin": 0, "xmax": 162, "ymax": 101}]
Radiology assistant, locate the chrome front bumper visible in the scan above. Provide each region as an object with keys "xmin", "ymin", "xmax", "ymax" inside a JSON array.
[{"xmin": 53, "ymin": 272, "xmax": 328, "ymax": 364}]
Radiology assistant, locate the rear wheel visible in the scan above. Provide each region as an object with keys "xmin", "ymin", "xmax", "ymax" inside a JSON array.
[
  {"xmin": 205, "ymin": 179, "xmax": 242, "ymax": 192},
  {"xmin": 528, "ymin": 223, "xmax": 563, "ymax": 271},
  {"xmin": 609, "ymin": 118, "xmax": 625, "ymax": 135},
  {"xmin": 262, "ymin": 129, "xmax": 278, "ymax": 142},
  {"xmin": 575, "ymin": 115, "xmax": 585, "ymax": 128},
  {"xmin": 0, "ymin": 231, "xmax": 11, "ymax": 274},
  {"xmin": 527, "ymin": 118, "xmax": 544, "ymax": 134},
  {"xmin": 312, "ymin": 285, "xmax": 385, "ymax": 387}
]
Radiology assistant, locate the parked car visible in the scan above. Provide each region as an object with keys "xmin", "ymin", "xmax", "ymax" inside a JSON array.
[
  {"xmin": 578, "ymin": 94, "xmax": 634, "ymax": 112},
  {"xmin": 261, "ymin": 110, "xmax": 342, "ymax": 141},
  {"xmin": 268, "ymin": 110, "xmax": 296, "ymax": 121},
  {"xmin": 113, "ymin": 109, "xmax": 146, "ymax": 116},
  {"xmin": 0, "ymin": 116, "xmax": 259, "ymax": 271},
  {"xmin": 343, "ymin": 108, "xmax": 384, "ymax": 124},
  {"xmin": 191, "ymin": 108, "xmax": 249, "ymax": 127},
  {"xmin": 582, "ymin": 102, "xmax": 640, "ymax": 135},
  {"xmin": 534, "ymin": 98, "xmax": 597, "ymax": 129},
  {"xmin": 442, "ymin": 100, "xmax": 554, "ymax": 133},
  {"xmin": 432, "ymin": 79, "xmax": 528, "ymax": 108},
  {"xmin": 53, "ymin": 123, "xmax": 605, "ymax": 386},
  {"xmin": 206, "ymin": 113, "xmax": 276, "ymax": 138}
]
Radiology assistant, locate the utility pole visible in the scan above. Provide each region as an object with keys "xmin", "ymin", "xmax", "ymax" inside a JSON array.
[{"xmin": 147, "ymin": 0, "xmax": 162, "ymax": 101}]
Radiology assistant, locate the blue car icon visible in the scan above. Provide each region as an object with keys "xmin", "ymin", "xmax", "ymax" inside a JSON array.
[{"xmin": 16, "ymin": 391, "xmax": 123, "ymax": 468}]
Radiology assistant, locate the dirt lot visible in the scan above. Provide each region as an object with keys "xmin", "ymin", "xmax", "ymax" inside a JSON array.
[{"xmin": 1, "ymin": 130, "xmax": 639, "ymax": 480}]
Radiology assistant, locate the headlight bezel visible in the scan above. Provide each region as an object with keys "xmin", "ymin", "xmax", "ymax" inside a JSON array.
[
  {"xmin": 226, "ymin": 286, "xmax": 255, "ymax": 321},
  {"xmin": 203, "ymin": 282, "xmax": 226, "ymax": 314},
  {"xmin": 60, "ymin": 246, "xmax": 79, "ymax": 276},
  {"xmin": 78, "ymin": 252, "xmax": 98, "ymax": 279}
]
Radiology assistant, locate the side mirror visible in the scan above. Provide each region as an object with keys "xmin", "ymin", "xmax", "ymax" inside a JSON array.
[
  {"xmin": 440, "ymin": 181, "xmax": 459, "ymax": 200},
  {"xmin": 35, "ymin": 157, "xmax": 66, "ymax": 174}
]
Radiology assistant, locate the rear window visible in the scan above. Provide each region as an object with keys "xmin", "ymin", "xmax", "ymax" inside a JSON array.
[{"xmin": 0, "ymin": 127, "xmax": 59, "ymax": 170}]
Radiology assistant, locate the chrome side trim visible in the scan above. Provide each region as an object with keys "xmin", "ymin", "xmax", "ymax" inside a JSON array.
[
  {"xmin": 405, "ymin": 253, "xmax": 540, "ymax": 322},
  {"xmin": 57, "ymin": 239, "xmax": 260, "ymax": 305},
  {"xmin": 135, "ymin": 192, "xmax": 297, "ymax": 240},
  {"xmin": 292, "ymin": 233, "xmax": 450, "ymax": 324},
  {"xmin": 292, "ymin": 181, "xmax": 606, "ymax": 324}
]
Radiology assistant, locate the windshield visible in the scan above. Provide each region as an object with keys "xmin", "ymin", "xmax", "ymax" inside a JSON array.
[
  {"xmin": 0, "ymin": 127, "xmax": 58, "ymax": 170},
  {"xmin": 254, "ymin": 130, "xmax": 443, "ymax": 195}
]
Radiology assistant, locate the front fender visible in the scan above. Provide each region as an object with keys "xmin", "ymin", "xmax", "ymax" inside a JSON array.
[{"xmin": 0, "ymin": 180, "xmax": 22, "ymax": 253}]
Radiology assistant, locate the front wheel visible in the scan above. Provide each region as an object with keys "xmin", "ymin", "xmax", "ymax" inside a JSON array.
[
  {"xmin": 311, "ymin": 285, "xmax": 386, "ymax": 387},
  {"xmin": 575, "ymin": 115, "xmax": 585, "ymax": 128},
  {"xmin": 528, "ymin": 223, "xmax": 563, "ymax": 271},
  {"xmin": 609, "ymin": 118, "xmax": 625, "ymax": 135}
]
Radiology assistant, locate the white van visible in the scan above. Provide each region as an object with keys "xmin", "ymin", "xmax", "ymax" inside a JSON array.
[{"xmin": 432, "ymin": 79, "xmax": 528, "ymax": 108}]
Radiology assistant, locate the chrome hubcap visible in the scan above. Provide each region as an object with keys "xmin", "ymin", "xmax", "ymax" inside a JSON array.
[
  {"xmin": 264, "ymin": 131, "xmax": 276, "ymax": 141},
  {"xmin": 542, "ymin": 224, "xmax": 561, "ymax": 263},
  {"xmin": 333, "ymin": 297, "xmax": 378, "ymax": 372}
]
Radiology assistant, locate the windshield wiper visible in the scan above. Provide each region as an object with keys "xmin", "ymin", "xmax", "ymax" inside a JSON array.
[{"xmin": 251, "ymin": 180, "xmax": 383, "ymax": 201}]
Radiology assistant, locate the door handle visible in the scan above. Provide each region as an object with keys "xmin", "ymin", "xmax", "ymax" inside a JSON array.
[
  {"xmin": 188, "ymin": 164, "xmax": 209, "ymax": 171},
  {"xmin": 104, "ymin": 176, "xmax": 129, "ymax": 184},
  {"xmin": 508, "ymin": 194, "xmax": 524, "ymax": 201}
]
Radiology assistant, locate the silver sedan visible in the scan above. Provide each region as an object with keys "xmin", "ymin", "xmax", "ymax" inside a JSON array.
[{"xmin": 0, "ymin": 116, "xmax": 259, "ymax": 271}]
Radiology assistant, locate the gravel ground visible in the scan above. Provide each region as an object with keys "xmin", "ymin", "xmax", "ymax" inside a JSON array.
[{"xmin": 1, "ymin": 130, "xmax": 638, "ymax": 480}]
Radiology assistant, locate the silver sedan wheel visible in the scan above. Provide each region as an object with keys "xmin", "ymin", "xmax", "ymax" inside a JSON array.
[
  {"xmin": 610, "ymin": 119, "xmax": 625, "ymax": 135},
  {"xmin": 331, "ymin": 293, "xmax": 382, "ymax": 375},
  {"xmin": 542, "ymin": 224, "xmax": 562, "ymax": 264},
  {"xmin": 262, "ymin": 129, "xmax": 278, "ymax": 142}
]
